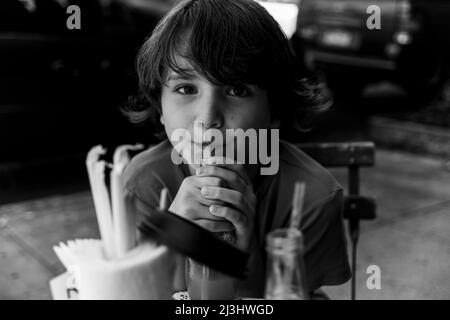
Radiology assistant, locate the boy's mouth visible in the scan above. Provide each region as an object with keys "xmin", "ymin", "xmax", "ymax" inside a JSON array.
[{"xmin": 193, "ymin": 141, "xmax": 213, "ymax": 148}]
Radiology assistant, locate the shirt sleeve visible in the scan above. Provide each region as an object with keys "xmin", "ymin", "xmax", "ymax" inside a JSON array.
[
  {"xmin": 123, "ymin": 168, "xmax": 167, "ymax": 237},
  {"xmin": 302, "ymin": 189, "xmax": 352, "ymax": 292}
]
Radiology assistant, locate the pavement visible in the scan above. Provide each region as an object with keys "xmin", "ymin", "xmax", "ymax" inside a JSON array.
[
  {"xmin": 325, "ymin": 150, "xmax": 450, "ymax": 300},
  {"xmin": 0, "ymin": 148, "xmax": 449, "ymax": 300}
]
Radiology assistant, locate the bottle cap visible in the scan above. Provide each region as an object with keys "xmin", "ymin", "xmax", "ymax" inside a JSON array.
[{"xmin": 139, "ymin": 209, "xmax": 249, "ymax": 279}]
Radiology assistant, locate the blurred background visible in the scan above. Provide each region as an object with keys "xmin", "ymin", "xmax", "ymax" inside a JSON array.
[{"xmin": 0, "ymin": 0, "xmax": 449, "ymax": 299}]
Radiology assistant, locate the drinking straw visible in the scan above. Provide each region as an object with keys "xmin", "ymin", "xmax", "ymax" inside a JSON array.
[
  {"xmin": 194, "ymin": 120, "xmax": 204, "ymax": 166},
  {"xmin": 159, "ymin": 188, "xmax": 169, "ymax": 210},
  {"xmin": 93, "ymin": 160, "xmax": 115, "ymax": 259},
  {"xmin": 284, "ymin": 181, "xmax": 307, "ymax": 298},
  {"xmin": 112, "ymin": 144, "xmax": 144, "ymax": 174},
  {"xmin": 111, "ymin": 169, "xmax": 128, "ymax": 258},
  {"xmin": 86, "ymin": 146, "xmax": 115, "ymax": 259},
  {"xmin": 111, "ymin": 144, "xmax": 144, "ymax": 258},
  {"xmin": 193, "ymin": 120, "xmax": 204, "ymax": 144},
  {"xmin": 289, "ymin": 182, "xmax": 306, "ymax": 230},
  {"xmin": 86, "ymin": 147, "xmax": 108, "ymax": 253}
]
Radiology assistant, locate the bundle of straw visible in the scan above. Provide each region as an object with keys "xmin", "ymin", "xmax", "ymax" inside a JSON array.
[
  {"xmin": 51, "ymin": 144, "xmax": 183, "ymax": 300},
  {"xmin": 85, "ymin": 144, "xmax": 144, "ymax": 259}
]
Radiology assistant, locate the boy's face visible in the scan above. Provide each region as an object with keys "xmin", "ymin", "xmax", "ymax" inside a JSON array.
[{"xmin": 160, "ymin": 56, "xmax": 277, "ymax": 166}]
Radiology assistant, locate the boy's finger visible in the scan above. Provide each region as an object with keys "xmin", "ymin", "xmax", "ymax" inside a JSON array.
[
  {"xmin": 209, "ymin": 205, "xmax": 251, "ymax": 251},
  {"xmin": 197, "ymin": 196, "xmax": 227, "ymax": 207},
  {"xmin": 201, "ymin": 156, "xmax": 251, "ymax": 186},
  {"xmin": 201, "ymin": 186, "xmax": 250, "ymax": 215},
  {"xmin": 188, "ymin": 175, "xmax": 228, "ymax": 189},
  {"xmin": 196, "ymin": 165, "xmax": 247, "ymax": 194},
  {"xmin": 175, "ymin": 197, "xmax": 225, "ymax": 222},
  {"xmin": 209, "ymin": 205, "xmax": 247, "ymax": 239}
]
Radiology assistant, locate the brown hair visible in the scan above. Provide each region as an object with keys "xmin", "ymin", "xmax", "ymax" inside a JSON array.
[{"xmin": 123, "ymin": 0, "xmax": 331, "ymax": 139}]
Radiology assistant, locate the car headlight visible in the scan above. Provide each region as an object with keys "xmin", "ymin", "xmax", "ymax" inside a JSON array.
[
  {"xmin": 385, "ymin": 43, "xmax": 401, "ymax": 57},
  {"xmin": 299, "ymin": 26, "xmax": 317, "ymax": 39},
  {"xmin": 393, "ymin": 31, "xmax": 412, "ymax": 45}
]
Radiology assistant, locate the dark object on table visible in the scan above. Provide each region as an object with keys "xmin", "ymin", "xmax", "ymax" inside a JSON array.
[{"xmin": 139, "ymin": 208, "xmax": 249, "ymax": 280}]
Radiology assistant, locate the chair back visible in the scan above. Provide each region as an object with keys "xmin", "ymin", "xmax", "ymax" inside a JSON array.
[{"xmin": 296, "ymin": 141, "xmax": 377, "ymax": 300}]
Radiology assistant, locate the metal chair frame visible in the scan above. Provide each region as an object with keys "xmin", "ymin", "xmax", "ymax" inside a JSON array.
[{"xmin": 296, "ymin": 141, "xmax": 377, "ymax": 300}]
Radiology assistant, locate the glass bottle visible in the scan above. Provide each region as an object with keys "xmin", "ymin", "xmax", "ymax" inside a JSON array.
[{"xmin": 264, "ymin": 228, "xmax": 309, "ymax": 300}]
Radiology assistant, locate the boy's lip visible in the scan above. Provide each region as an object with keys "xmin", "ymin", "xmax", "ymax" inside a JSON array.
[
  {"xmin": 193, "ymin": 140, "xmax": 235, "ymax": 147},
  {"xmin": 193, "ymin": 141, "xmax": 214, "ymax": 148}
]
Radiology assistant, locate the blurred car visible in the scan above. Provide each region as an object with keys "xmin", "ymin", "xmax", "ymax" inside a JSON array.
[{"xmin": 293, "ymin": 0, "xmax": 450, "ymax": 101}]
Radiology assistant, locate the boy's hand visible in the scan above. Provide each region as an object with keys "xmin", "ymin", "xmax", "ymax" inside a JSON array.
[
  {"xmin": 195, "ymin": 158, "xmax": 257, "ymax": 252},
  {"xmin": 168, "ymin": 155, "xmax": 257, "ymax": 252},
  {"xmin": 168, "ymin": 175, "xmax": 236, "ymax": 232}
]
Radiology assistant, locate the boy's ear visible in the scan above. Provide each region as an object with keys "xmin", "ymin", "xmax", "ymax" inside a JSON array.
[{"xmin": 160, "ymin": 114, "xmax": 165, "ymax": 125}]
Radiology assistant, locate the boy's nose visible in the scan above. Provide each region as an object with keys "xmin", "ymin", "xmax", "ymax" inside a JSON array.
[{"xmin": 195, "ymin": 92, "xmax": 224, "ymax": 129}]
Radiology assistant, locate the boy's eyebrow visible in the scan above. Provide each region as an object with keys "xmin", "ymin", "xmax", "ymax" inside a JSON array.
[{"xmin": 166, "ymin": 71, "xmax": 197, "ymax": 82}]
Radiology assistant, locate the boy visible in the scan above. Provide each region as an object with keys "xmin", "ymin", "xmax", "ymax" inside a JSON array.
[{"xmin": 123, "ymin": 0, "xmax": 351, "ymax": 298}]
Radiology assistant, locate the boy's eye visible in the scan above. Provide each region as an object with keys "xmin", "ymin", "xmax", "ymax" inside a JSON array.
[
  {"xmin": 227, "ymin": 86, "xmax": 250, "ymax": 97},
  {"xmin": 175, "ymin": 85, "xmax": 197, "ymax": 95}
]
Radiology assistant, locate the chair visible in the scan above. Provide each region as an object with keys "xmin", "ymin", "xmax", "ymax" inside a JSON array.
[{"xmin": 295, "ymin": 141, "xmax": 377, "ymax": 300}]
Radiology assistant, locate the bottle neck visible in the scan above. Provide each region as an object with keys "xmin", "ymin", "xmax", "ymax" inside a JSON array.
[{"xmin": 266, "ymin": 228, "xmax": 304, "ymax": 256}]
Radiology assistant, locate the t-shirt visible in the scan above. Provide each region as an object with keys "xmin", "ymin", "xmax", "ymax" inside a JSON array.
[{"xmin": 123, "ymin": 139, "xmax": 351, "ymax": 298}]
